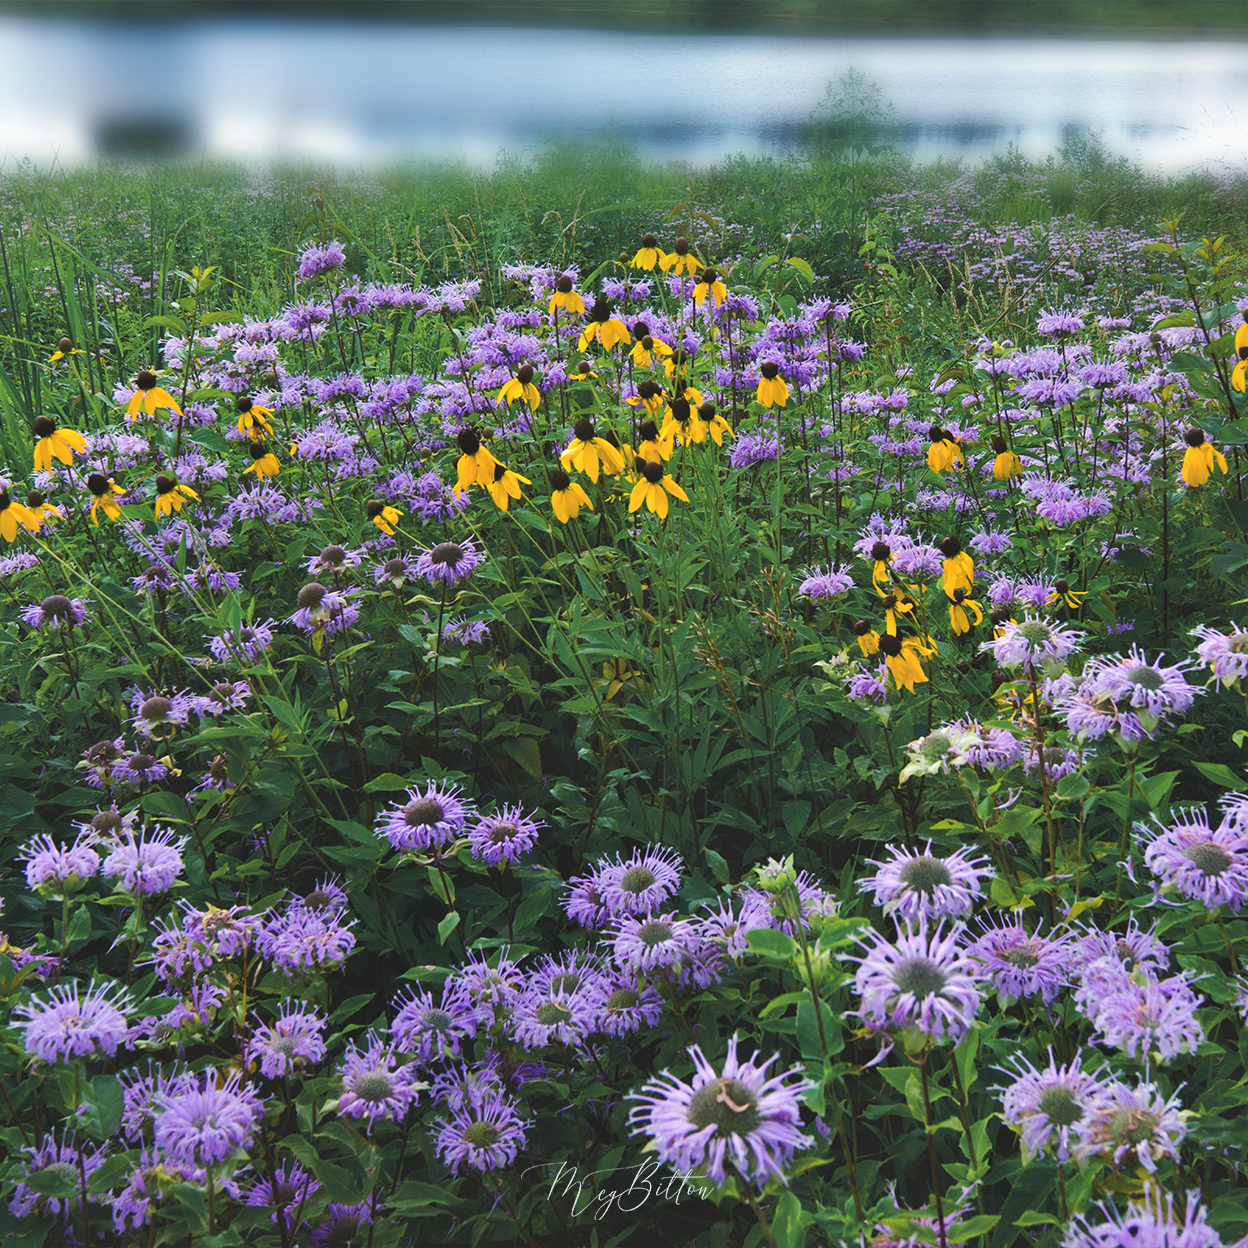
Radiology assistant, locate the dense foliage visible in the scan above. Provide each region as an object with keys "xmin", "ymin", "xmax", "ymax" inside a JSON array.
[{"xmin": 0, "ymin": 146, "xmax": 1246, "ymax": 1247}]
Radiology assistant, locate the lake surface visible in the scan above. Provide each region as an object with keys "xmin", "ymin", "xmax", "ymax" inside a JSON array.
[{"xmin": 1, "ymin": 18, "xmax": 1245, "ymax": 172}]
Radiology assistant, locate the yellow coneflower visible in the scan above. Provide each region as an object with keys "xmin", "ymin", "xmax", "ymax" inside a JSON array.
[
  {"xmin": 32, "ymin": 415, "xmax": 86, "ymax": 474},
  {"xmin": 659, "ymin": 397, "xmax": 707, "ymax": 447},
  {"xmin": 560, "ymin": 418, "xmax": 625, "ymax": 484},
  {"xmin": 627, "ymin": 381, "xmax": 667, "ymax": 416},
  {"xmin": 496, "ymin": 363, "xmax": 541, "ymax": 412},
  {"xmin": 628, "ymin": 458, "xmax": 689, "ymax": 519},
  {"xmin": 125, "ymin": 370, "xmax": 182, "ymax": 419},
  {"xmin": 659, "ymin": 236, "xmax": 701, "ymax": 277},
  {"xmin": 881, "ymin": 589, "xmax": 918, "ymax": 635},
  {"xmin": 991, "ymin": 435, "xmax": 1022, "ymax": 481},
  {"xmin": 549, "ymin": 469, "xmax": 593, "ymax": 523},
  {"xmin": 1233, "ymin": 321, "xmax": 1248, "ymax": 392},
  {"xmin": 25, "ymin": 490, "xmax": 62, "ymax": 529},
  {"xmin": 939, "ymin": 536, "xmax": 974, "ymax": 599},
  {"xmin": 578, "ymin": 299, "xmax": 631, "ymax": 353},
  {"xmin": 455, "ymin": 428, "xmax": 499, "ymax": 494},
  {"xmin": 367, "ymin": 500, "xmax": 403, "ymax": 534},
  {"xmin": 880, "ymin": 633, "xmax": 933, "ymax": 694},
  {"xmin": 1045, "ymin": 578, "xmax": 1086, "ymax": 612},
  {"xmin": 48, "ymin": 337, "xmax": 84, "ymax": 363},
  {"xmin": 756, "ymin": 362, "xmax": 789, "ymax": 409},
  {"xmin": 548, "ymin": 273, "xmax": 586, "ymax": 317},
  {"xmin": 629, "ymin": 328, "xmax": 673, "ymax": 369},
  {"xmin": 1181, "ymin": 427, "xmax": 1229, "ymax": 487},
  {"xmin": 0, "ymin": 488, "xmax": 34, "ymax": 541},
  {"xmin": 243, "ymin": 442, "xmax": 280, "ymax": 479},
  {"xmin": 635, "ymin": 419, "xmax": 674, "ymax": 463},
  {"xmin": 487, "ymin": 460, "xmax": 530, "ymax": 512},
  {"xmin": 948, "ymin": 588, "xmax": 984, "ymax": 637},
  {"xmin": 927, "ymin": 426, "xmax": 964, "ymax": 474},
  {"xmin": 154, "ymin": 474, "xmax": 198, "ymax": 519},
  {"xmin": 235, "ymin": 395, "xmax": 274, "ymax": 441},
  {"xmin": 87, "ymin": 473, "xmax": 125, "ymax": 526},
  {"xmin": 692, "ymin": 267, "xmax": 726, "ymax": 310},
  {"xmin": 700, "ymin": 401, "xmax": 734, "ymax": 447},
  {"xmin": 631, "ymin": 234, "xmax": 666, "ymax": 271},
  {"xmin": 868, "ymin": 541, "xmax": 893, "ymax": 594},
  {"xmin": 853, "ymin": 619, "xmax": 881, "ymax": 657}
]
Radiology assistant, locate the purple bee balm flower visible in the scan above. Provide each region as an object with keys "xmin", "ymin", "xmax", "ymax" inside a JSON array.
[
  {"xmin": 530, "ymin": 949, "xmax": 607, "ymax": 1005},
  {"xmin": 611, "ymin": 912, "xmax": 699, "ymax": 975},
  {"xmin": 119, "ymin": 1062, "xmax": 197, "ymax": 1142},
  {"xmin": 21, "ymin": 593, "xmax": 89, "ymax": 631},
  {"xmin": 208, "ymin": 617, "xmax": 276, "ymax": 664},
  {"xmin": 247, "ymin": 1002, "xmax": 328, "ymax": 1079},
  {"xmin": 965, "ymin": 917, "xmax": 1071, "ymax": 1004},
  {"xmin": 391, "ymin": 984, "xmax": 470, "ymax": 1064},
  {"xmin": 444, "ymin": 948, "xmax": 526, "ymax": 1037},
  {"xmin": 305, "ymin": 542, "xmax": 364, "ymax": 576},
  {"xmin": 193, "ymin": 679, "xmax": 251, "ymax": 717},
  {"xmin": 998, "ymin": 1050, "xmax": 1107, "ymax": 1163},
  {"xmin": 182, "ymin": 902, "xmax": 258, "ymax": 959},
  {"xmin": 128, "ymin": 688, "xmax": 194, "ymax": 739},
  {"xmin": 290, "ymin": 874, "xmax": 350, "ymax": 916},
  {"xmin": 628, "ymin": 1035, "xmax": 813, "ymax": 1189},
  {"xmin": 1063, "ymin": 1187, "xmax": 1225, "ymax": 1248},
  {"xmin": 337, "ymin": 1034, "xmax": 420, "ymax": 1129},
  {"xmin": 466, "ymin": 803, "xmax": 544, "ymax": 865},
  {"xmin": 288, "ymin": 582, "xmax": 358, "ymax": 635},
  {"xmin": 112, "ymin": 1147, "xmax": 194, "ymax": 1233},
  {"xmin": 1076, "ymin": 1080, "xmax": 1188, "ymax": 1174},
  {"xmin": 1036, "ymin": 309, "xmax": 1085, "ymax": 337},
  {"xmin": 309, "ymin": 1203, "xmax": 372, "ymax": 1248},
  {"xmin": 696, "ymin": 895, "xmax": 774, "ymax": 960},
  {"xmin": 79, "ymin": 735, "xmax": 127, "ymax": 789},
  {"xmin": 596, "ymin": 971, "xmax": 665, "ymax": 1037},
  {"xmin": 851, "ymin": 920, "xmax": 981, "ymax": 1045},
  {"xmin": 375, "ymin": 781, "xmax": 473, "ymax": 852},
  {"xmin": 19, "ymin": 831, "xmax": 99, "ymax": 893},
  {"xmin": 980, "ymin": 615, "xmax": 1086, "ymax": 675},
  {"xmin": 859, "ymin": 842, "xmax": 993, "ymax": 923},
  {"xmin": 1092, "ymin": 970, "xmax": 1205, "ymax": 1062},
  {"xmin": 114, "ymin": 750, "xmax": 170, "ymax": 788},
  {"xmin": 434, "ymin": 1083, "xmax": 527, "ymax": 1174},
  {"xmin": 102, "ymin": 824, "xmax": 187, "ymax": 895},
  {"xmin": 243, "ymin": 1162, "xmax": 321, "ymax": 1234},
  {"xmin": 729, "ymin": 432, "xmax": 780, "ymax": 469},
  {"xmin": 8, "ymin": 1134, "xmax": 106, "ymax": 1224},
  {"xmin": 1089, "ymin": 647, "xmax": 1198, "ymax": 718},
  {"xmin": 153, "ymin": 1070, "xmax": 266, "ymax": 1168},
  {"xmin": 562, "ymin": 874, "xmax": 610, "ymax": 928},
  {"xmin": 373, "ymin": 553, "xmax": 418, "ymax": 586},
  {"xmin": 847, "ymin": 663, "xmax": 889, "ymax": 703},
  {"xmin": 1069, "ymin": 917, "xmax": 1170, "ymax": 979},
  {"xmin": 1191, "ymin": 621, "xmax": 1248, "ymax": 689},
  {"xmin": 798, "ymin": 564, "xmax": 854, "ymax": 600},
  {"xmin": 1140, "ymin": 808, "xmax": 1248, "ymax": 911},
  {"xmin": 512, "ymin": 988, "xmax": 594, "ymax": 1050},
  {"xmin": 415, "ymin": 537, "xmax": 482, "ymax": 586},
  {"xmin": 296, "ymin": 239, "xmax": 346, "ymax": 281},
  {"xmin": 595, "ymin": 845, "xmax": 683, "ymax": 918},
  {"xmin": 15, "ymin": 980, "xmax": 129, "ymax": 1061},
  {"xmin": 258, "ymin": 907, "xmax": 356, "ymax": 975}
]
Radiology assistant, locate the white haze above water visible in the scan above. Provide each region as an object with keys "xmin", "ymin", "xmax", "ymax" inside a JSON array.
[{"xmin": 0, "ymin": 18, "xmax": 1245, "ymax": 173}]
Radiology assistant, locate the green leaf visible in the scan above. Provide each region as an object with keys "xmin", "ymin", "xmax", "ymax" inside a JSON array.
[
  {"xmin": 786, "ymin": 256, "xmax": 815, "ymax": 285},
  {"xmin": 1014, "ymin": 1211, "xmax": 1060, "ymax": 1228},
  {"xmin": 772, "ymin": 1190, "xmax": 806, "ymax": 1248},
  {"xmin": 437, "ymin": 911, "xmax": 460, "ymax": 945},
  {"xmin": 949, "ymin": 1215, "xmax": 1000, "ymax": 1242},
  {"xmin": 1193, "ymin": 762, "xmax": 1248, "ymax": 790},
  {"xmin": 746, "ymin": 928, "xmax": 795, "ymax": 961},
  {"xmin": 704, "ymin": 847, "xmax": 730, "ymax": 885},
  {"xmin": 501, "ymin": 736, "xmax": 542, "ymax": 780},
  {"xmin": 954, "ymin": 1028, "xmax": 979, "ymax": 1093},
  {"xmin": 427, "ymin": 864, "xmax": 455, "ymax": 905},
  {"xmin": 363, "ymin": 772, "xmax": 417, "ymax": 792}
]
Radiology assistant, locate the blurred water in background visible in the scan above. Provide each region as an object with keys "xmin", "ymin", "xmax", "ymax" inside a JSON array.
[{"xmin": 0, "ymin": 17, "xmax": 1245, "ymax": 172}]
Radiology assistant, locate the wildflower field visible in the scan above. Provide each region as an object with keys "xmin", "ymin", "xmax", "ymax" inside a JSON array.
[{"xmin": 0, "ymin": 144, "xmax": 1247, "ymax": 1248}]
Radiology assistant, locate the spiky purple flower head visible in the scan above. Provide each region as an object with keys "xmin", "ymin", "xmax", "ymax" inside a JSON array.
[
  {"xmin": 611, "ymin": 912, "xmax": 700, "ymax": 975},
  {"xmin": 798, "ymin": 564, "xmax": 853, "ymax": 600},
  {"xmin": 1139, "ymin": 808, "xmax": 1248, "ymax": 912},
  {"xmin": 309, "ymin": 1203, "xmax": 372, "ymax": 1248},
  {"xmin": 337, "ymin": 1033, "xmax": 420, "ymax": 1129},
  {"xmin": 466, "ymin": 803, "xmax": 544, "ymax": 865},
  {"xmin": 391, "ymin": 983, "xmax": 470, "ymax": 1064},
  {"xmin": 998, "ymin": 1050, "xmax": 1107, "ymax": 1162},
  {"xmin": 102, "ymin": 824, "xmax": 186, "ymax": 896},
  {"xmin": 1091, "ymin": 970, "xmax": 1205, "ymax": 1062},
  {"xmin": 15, "ymin": 980, "xmax": 130, "ymax": 1062},
  {"xmin": 296, "ymin": 239, "xmax": 346, "ymax": 281},
  {"xmin": 415, "ymin": 537, "xmax": 482, "ymax": 586},
  {"xmin": 859, "ymin": 841, "xmax": 992, "ymax": 923},
  {"xmin": 153, "ymin": 1070, "xmax": 266, "ymax": 1168},
  {"xmin": 1063, "ymin": 1186, "xmax": 1224, "ymax": 1248},
  {"xmin": 434, "ymin": 1082, "xmax": 527, "ymax": 1175},
  {"xmin": 18, "ymin": 831, "xmax": 99, "ymax": 894},
  {"xmin": 8, "ymin": 1133, "xmax": 106, "ymax": 1221},
  {"xmin": 596, "ymin": 845, "xmax": 684, "ymax": 918},
  {"xmin": 375, "ymin": 780, "xmax": 473, "ymax": 852},
  {"xmin": 851, "ymin": 920, "xmax": 981, "ymax": 1045},
  {"xmin": 1191, "ymin": 621, "xmax": 1248, "ymax": 690},
  {"xmin": 208, "ymin": 617, "xmax": 277, "ymax": 665},
  {"xmin": 628, "ymin": 1035, "xmax": 813, "ymax": 1189},
  {"xmin": 1076, "ymin": 1080, "xmax": 1188, "ymax": 1175},
  {"xmin": 965, "ymin": 916, "xmax": 1071, "ymax": 1004},
  {"xmin": 980, "ymin": 615, "xmax": 1086, "ymax": 675},
  {"xmin": 247, "ymin": 1002, "xmax": 328, "ymax": 1079},
  {"xmin": 21, "ymin": 594, "xmax": 89, "ymax": 631},
  {"xmin": 243, "ymin": 1162, "xmax": 322, "ymax": 1234}
]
